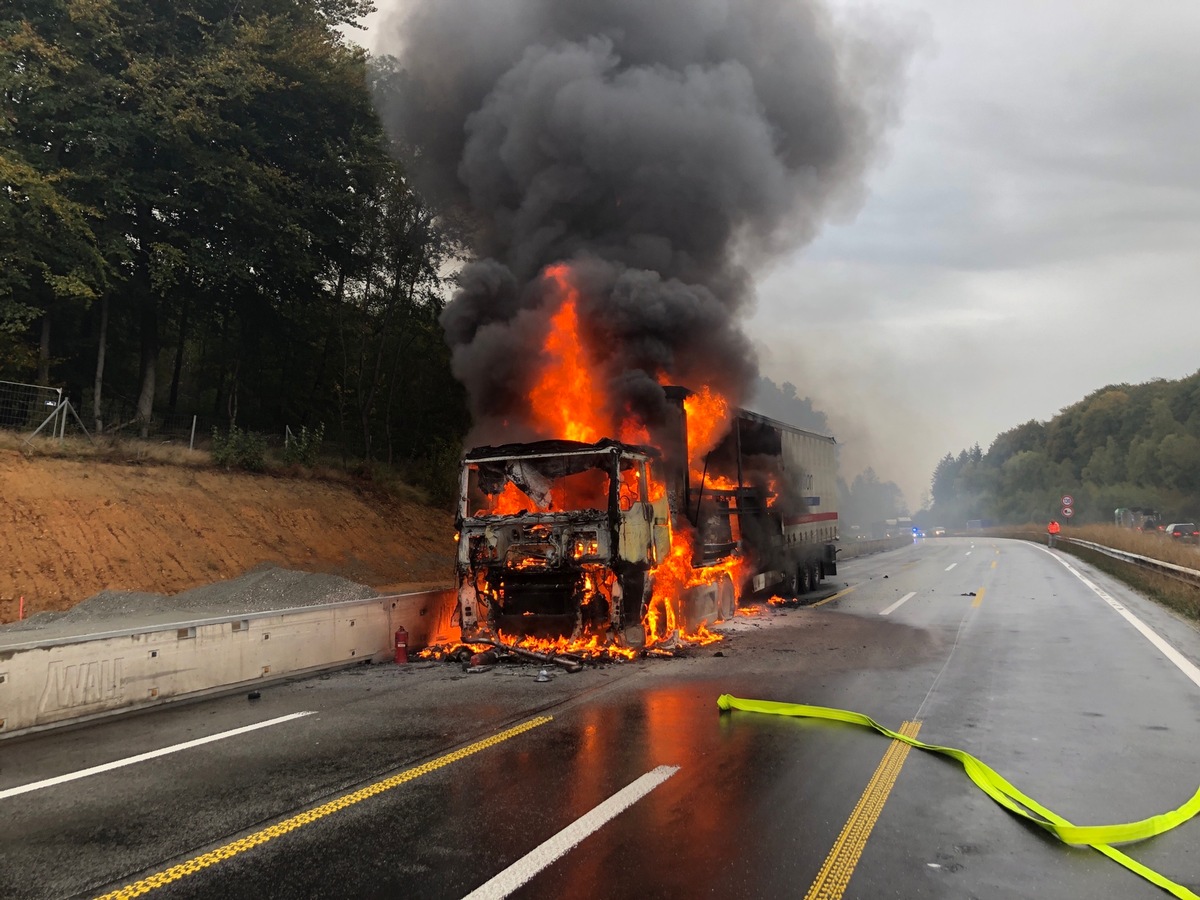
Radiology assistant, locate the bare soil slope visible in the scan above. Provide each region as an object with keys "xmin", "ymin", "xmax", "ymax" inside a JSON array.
[{"xmin": 0, "ymin": 450, "xmax": 454, "ymax": 623}]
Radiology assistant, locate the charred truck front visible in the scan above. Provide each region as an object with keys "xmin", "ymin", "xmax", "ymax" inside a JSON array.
[{"xmin": 455, "ymin": 439, "xmax": 671, "ymax": 648}]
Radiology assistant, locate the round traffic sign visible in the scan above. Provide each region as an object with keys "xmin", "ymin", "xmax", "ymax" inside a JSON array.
[
  {"xmin": 1061, "ymin": 495, "xmax": 1073, "ymax": 507},
  {"xmin": 1062, "ymin": 507, "xmax": 1074, "ymax": 518}
]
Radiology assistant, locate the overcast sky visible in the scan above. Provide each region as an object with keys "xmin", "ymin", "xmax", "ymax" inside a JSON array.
[{"xmin": 360, "ymin": 1, "xmax": 1200, "ymax": 508}]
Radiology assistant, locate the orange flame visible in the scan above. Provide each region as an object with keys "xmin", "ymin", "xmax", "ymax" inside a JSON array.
[
  {"xmin": 529, "ymin": 267, "xmax": 606, "ymax": 442},
  {"xmin": 489, "ymin": 482, "xmax": 534, "ymax": 515},
  {"xmin": 498, "ymin": 630, "xmax": 638, "ymax": 661},
  {"xmin": 683, "ymin": 384, "xmax": 731, "ymax": 465},
  {"xmin": 498, "ymin": 261, "xmax": 749, "ymax": 655}
]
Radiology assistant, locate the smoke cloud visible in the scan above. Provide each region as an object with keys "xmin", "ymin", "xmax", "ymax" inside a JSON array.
[{"xmin": 377, "ymin": 0, "xmax": 912, "ymax": 443}]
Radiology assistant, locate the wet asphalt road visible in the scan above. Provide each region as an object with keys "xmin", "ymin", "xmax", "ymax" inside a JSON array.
[{"xmin": 2, "ymin": 537, "xmax": 1200, "ymax": 900}]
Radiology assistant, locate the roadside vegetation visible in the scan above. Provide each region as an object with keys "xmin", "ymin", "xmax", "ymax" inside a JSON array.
[
  {"xmin": 0, "ymin": 429, "xmax": 437, "ymax": 506},
  {"xmin": 1, "ymin": 0, "xmax": 468, "ymax": 504},
  {"xmin": 926, "ymin": 371, "xmax": 1200, "ymax": 527}
]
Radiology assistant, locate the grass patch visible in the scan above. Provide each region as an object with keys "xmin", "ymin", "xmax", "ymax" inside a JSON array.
[
  {"xmin": 1056, "ymin": 542, "xmax": 1200, "ymax": 621},
  {"xmin": 1069, "ymin": 523, "xmax": 1200, "ymax": 570},
  {"xmin": 0, "ymin": 430, "xmax": 441, "ymax": 508}
]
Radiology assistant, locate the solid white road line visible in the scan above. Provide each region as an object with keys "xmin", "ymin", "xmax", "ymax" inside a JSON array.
[
  {"xmin": 0, "ymin": 711, "xmax": 316, "ymax": 800},
  {"xmin": 945, "ymin": 563, "xmax": 957, "ymax": 571},
  {"xmin": 1039, "ymin": 546, "xmax": 1200, "ymax": 691},
  {"xmin": 880, "ymin": 592, "xmax": 917, "ymax": 616},
  {"xmin": 462, "ymin": 765, "xmax": 680, "ymax": 900}
]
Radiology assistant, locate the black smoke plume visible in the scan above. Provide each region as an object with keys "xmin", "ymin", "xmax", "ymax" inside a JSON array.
[{"xmin": 376, "ymin": 0, "xmax": 912, "ymax": 443}]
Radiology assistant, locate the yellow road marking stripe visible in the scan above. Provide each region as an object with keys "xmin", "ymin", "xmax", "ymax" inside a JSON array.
[
  {"xmin": 991, "ymin": 560, "xmax": 997, "ymax": 570},
  {"xmin": 803, "ymin": 720, "xmax": 921, "ymax": 900},
  {"xmin": 94, "ymin": 716, "xmax": 554, "ymax": 900},
  {"xmin": 812, "ymin": 584, "xmax": 858, "ymax": 608},
  {"xmin": 973, "ymin": 587, "xmax": 986, "ymax": 608}
]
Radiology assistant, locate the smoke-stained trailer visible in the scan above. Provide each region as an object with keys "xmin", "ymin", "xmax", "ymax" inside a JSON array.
[
  {"xmin": 453, "ymin": 389, "xmax": 839, "ymax": 650},
  {"xmin": 662, "ymin": 387, "xmax": 839, "ymax": 599}
]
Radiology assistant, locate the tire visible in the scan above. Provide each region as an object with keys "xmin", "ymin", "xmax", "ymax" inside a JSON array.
[
  {"xmin": 796, "ymin": 564, "xmax": 812, "ymax": 595},
  {"xmin": 717, "ymin": 576, "xmax": 736, "ymax": 620},
  {"xmin": 809, "ymin": 562, "xmax": 821, "ymax": 589}
]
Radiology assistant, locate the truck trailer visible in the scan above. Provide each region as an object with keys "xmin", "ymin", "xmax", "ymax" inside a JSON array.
[{"xmin": 453, "ymin": 386, "xmax": 839, "ymax": 647}]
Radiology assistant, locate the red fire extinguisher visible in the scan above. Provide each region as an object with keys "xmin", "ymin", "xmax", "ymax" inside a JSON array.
[{"xmin": 394, "ymin": 626, "xmax": 409, "ymax": 664}]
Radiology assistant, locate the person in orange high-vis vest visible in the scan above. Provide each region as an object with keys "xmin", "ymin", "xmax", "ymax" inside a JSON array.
[{"xmin": 1047, "ymin": 519, "xmax": 1061, "ymax": 547}]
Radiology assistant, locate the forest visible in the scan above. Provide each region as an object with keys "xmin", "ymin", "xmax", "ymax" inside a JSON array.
[
  {"xmin": 928, "ymin": 370, "xmax": 1200, "ymax": 526},
  {"xmin": 1, "ymin": 0, "xmax": 468, "ymax": 489}
]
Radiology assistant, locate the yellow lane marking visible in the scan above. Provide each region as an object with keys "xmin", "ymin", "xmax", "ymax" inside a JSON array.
[
  {"xmin": 990, "ymin": 560, "xmax": 997, "ymax": 569},
  {"xmin": 94, "ymin": 716, "xmax": 554, "ymax": 900},
  {"xmin": 804, "ymin": 720, "xmax": 922, "ymax": 900},
  {"xmin": 811, "ymin": 584, "xmax": 859, "ymax": 608},
  {"xmin": 973, "ymin": 587, "xmax": 986, "ymax": 608}
]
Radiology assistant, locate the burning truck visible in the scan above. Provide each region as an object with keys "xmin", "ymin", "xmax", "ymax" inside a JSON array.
[
  {"xmin": 454, "ymin": 385, "xmax": 838, "ymax": 652},
  {"xmin": 388, "ymin": 2, "xmax": 904, "ymax": 660}
]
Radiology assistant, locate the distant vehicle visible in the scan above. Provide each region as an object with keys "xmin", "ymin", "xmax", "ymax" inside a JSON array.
[
  {"xmin": 1164, "ymin": 523, "xmax": 1198, "ymax": 544},
  {"xmin": 1115, "ymin": 507, "xmax": 1161, "ymax": 531},
  {"xmin": 932, "ymin": 526, "xmax": 946, "ymax": 537}
]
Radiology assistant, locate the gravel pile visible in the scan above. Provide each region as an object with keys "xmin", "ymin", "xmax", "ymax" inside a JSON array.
[{"xmin": 0, "ymin": 566, "xmax": 378, "ymax": 635}]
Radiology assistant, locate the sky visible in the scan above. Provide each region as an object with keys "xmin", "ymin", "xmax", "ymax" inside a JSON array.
[{"xmin": 356, "ymin": 1, "xmax": 1200, "ymax": 509}]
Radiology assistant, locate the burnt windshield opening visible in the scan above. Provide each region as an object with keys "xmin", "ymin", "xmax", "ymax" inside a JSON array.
[{"xmin": 465, "ymin": 452, "xmax": 619, "ymax": 517}]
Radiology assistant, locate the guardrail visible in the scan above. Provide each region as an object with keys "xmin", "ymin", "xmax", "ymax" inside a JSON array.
[
  {"xmin": 0, "ymin": 588, "xmax": 456, "ymax": 740},
  {"xmin": 1061, "ymin": 538, "xmax": 1200, "ymax": 588}
]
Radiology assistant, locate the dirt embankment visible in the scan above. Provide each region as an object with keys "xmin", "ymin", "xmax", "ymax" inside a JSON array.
[{"xmin": 0, "ymin": 450, "xmax": 455, "ymax": 623}]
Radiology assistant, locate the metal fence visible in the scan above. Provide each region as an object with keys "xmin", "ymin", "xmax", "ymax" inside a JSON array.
[
  {"xmin": 0, "ymin": 381, "xmax": 62, "ymax": 435},
  {"xmin": 1064, "ymin": 537, "xmax": 1200, "ymax": 588}
]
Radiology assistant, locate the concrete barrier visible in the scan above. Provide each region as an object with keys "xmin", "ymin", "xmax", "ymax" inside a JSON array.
[
  {"xmin": 835, "ymin": 536, "xmax": 912, "ymax": 559},
  {"xmin": 0, "ymin": 588, "xmax": 457, "ymax": 740}
]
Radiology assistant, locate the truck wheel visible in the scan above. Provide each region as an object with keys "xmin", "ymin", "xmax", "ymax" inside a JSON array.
[
  {"xmin": 783, "ymin": 569, "xmax": 799, "ymax": 598},
  {"xmin": 796, "ymin": 565, "xmax": 811, "ymax": 595},
  {"xmin": 809, "ymin": 562, "xmax": 821, "ymax": 588},
  {"xmin": 621, "ymin": 622, "xmax": 647, "ymax": 649},
  {"xmin": 717, "ymin": 576, "xmax": 736, "ymax": 620}
]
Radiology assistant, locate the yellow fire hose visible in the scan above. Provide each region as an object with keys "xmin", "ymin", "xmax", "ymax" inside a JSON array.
[{"xmin": 717, "ymin": 694, "xmax": 1200, "ymax": 899}]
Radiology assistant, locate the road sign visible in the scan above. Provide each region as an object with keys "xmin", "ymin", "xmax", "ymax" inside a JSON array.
[
  {"xmin": 1062, "ymin": 507, "xmax": 1074, "ymax": 518},
  {"xmin": 1061, "ymin": 495, "xmax": 1074, "ymax": 507}
]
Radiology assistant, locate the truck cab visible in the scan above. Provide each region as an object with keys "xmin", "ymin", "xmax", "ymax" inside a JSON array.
[{"xmin": 455, "ymin": 439, "xmax": 670, "ymax": 646}]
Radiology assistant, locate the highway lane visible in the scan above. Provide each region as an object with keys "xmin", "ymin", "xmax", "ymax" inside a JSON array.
[{"xmin": 1, "ymin": 537, "xmax": 1198, "ymax": 899}]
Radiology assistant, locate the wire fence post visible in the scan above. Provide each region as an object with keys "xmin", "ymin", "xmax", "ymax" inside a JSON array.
[{"xmin": 190, "ymin": 415, "xmax": 197, "ymax": 451}]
